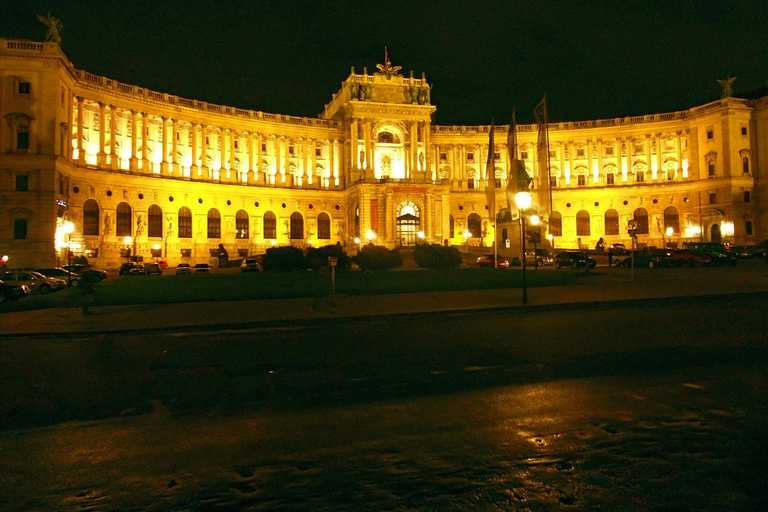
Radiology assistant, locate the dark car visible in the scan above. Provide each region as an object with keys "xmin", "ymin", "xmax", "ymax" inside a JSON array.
[
  {"xmin": 476, "ymin": 254, "xmax": 509, "ymax": 268},
  {"xmin": 129, "ymin": 264, "xmax": 147, "ymax": 275},
  {"xmin": 119, "ymin": 263, "xmax": 138, "ymax": 275},
  {"xmin": 683, "ymin": 242, "xmax": 738, "ymax": 266},
  {"xmin": 554, "ymin": 251, "xmax": 597, "ymax": 269},
  {"xmin": 240, "ymin": 258, "xmax": 261, "ymax": 272},
  {"xmin": 145, "ymin": 263, "xmax": 162, "ymax": 275},
  {"xmin": 36, "ymin": 267, "xmax": 82, "ymax": 287},
  {"xmin": 0, "ymin": 280, "xmax": 31, "ymax": 302},
  {"xmin": 618, "ymin": 249, "xmax": 675, "ymax": 268},
  {"xmin": 608, "ymin": 243, "xmax": 630, "ymax": 256},
  {"xmin": 671, "ymin": 249, "xmax": 711, "ymax": 267},
  {"xmin": 193, "ymin": 263, "xmax": 211, "ymax": 273},
  {"xmin": 63, "ymin": 264, "xmax": 108, "ymax": 281}
]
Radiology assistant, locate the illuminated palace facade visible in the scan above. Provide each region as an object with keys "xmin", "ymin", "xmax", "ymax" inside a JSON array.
[{"xmin": 2, "ymin": 38, "xmax": 767, "ymax": 269}]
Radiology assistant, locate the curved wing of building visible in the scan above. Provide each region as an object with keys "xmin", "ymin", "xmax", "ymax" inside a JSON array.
[{"xmin": 1, "ymin": 38, "xmax": 765, "ymax": 268}]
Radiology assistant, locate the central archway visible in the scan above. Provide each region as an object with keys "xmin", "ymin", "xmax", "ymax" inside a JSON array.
[{"xmin": 396, "ymin": 201, "xmax": 420, "ymax": 247}]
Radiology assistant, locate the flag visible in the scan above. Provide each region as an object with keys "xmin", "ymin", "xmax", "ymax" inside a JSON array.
[
  {"xmin": 505, "ymin": 109, "xmax": 531, "ymax": 211},
  {"xmin": 534, "ymin": 94, "xmax": 550, "ymax": 216},
  {"xmin": 485, "ymin": 122, "xmax": 496, "ymax": 210}
]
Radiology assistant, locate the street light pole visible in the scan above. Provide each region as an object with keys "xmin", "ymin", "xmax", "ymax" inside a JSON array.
[
  {"xmin": 63, "ymin": 221, "xmax": 75, "ymax": 286},
  {"xmin": 514, "ymin": 192, "xmax": 532, "ymax": 305}
]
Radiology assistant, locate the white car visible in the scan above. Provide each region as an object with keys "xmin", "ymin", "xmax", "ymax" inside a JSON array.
[
  {"xmin": 176, "ymin": 263, "xmax": 192, "ymax": 275},
  {"xmin": 1, "ymin": 270, "xmax": 66, "ymax": 294}
]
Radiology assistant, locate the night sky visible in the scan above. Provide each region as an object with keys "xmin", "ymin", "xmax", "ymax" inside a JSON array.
[{"xmin": 3, "ymin": 0, "xmax": 768, "ymax": 125}]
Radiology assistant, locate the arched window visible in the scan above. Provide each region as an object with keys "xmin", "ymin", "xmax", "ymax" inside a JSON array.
[
  {"xmin": 290, "ymin": 212, "xmax": 304, "ymax": 240},
  {"xmin": 178, "ymin": 207, "xmax": 192, "ymax": 238},
  {"xmin": 354, "ymin": 206, "xmax": 360, "ymax": 238},
  {"xmin": 83, "ymin": 199, "xmax": 99, "ymax": 236},
  {"xmin": 604, "ymin": 209, "xmax": 619, "ymax": 236},
  {"xmin": 116, "ymin": 202, "xmax": 132, "ymax": 237},
  {"xmin": 550, "ymin": 211, "xmax": 562, "ymax": 237},
  {"xmin": 263, "ymin": 211, "xmax": 276, "ymax": 239},
  {"xmin": 664, "ymin": 206, "xmax": 679, "ymax": 234},
  {"xmin": 467, "ymin": 213, "xmax": 482, "ymax": 238},
  {"xmin": 236, "ymin": 210, "xmax": 249, "ymax": 239},
  {"xmin": 576, "ymin": 210, "xmax": 591, "ymax": 236},
  {"xmin": 317, "ymin": 212, "xmax": 331, "ymax": 239},
  {"xmin": 148, "ymin": 204, "xmax": 163, "ymax": 238},
  {"xmin": 449, "ymin": 214, "xmax": 455, "ymax": 238},
  {"xmin": 634, "ymin": 207, "xmax": 649, "ymax": 235},
  {"xmin": 207, "ymin": 209, "xmax": 221, "ymax": 239}
]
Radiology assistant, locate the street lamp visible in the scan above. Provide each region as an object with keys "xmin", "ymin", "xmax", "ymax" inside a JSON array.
[
  {"xmin": 463, "ymin": 229, "xmax": 471, "ymax": 253},
  {"xmin": 63, "ymin": 221, "xmax": 75, "ymax": 286},
  {"xmin": 123, "ymin": 236, "xmax": 133, "ymax": 264},
  {"xmin": 417, "ymin": 231, "xmax": 425, "ymax": 244},
  {"xmin": 365, "ymin": 229, "xmax": 377, "ymax": 245},
  {"xmin": 152, "ymin": 243, "xmax": 161, "ymax": 263},
  {"xmin": 514, "ymin": 191, "xmax": 532, "ymax": 304}
]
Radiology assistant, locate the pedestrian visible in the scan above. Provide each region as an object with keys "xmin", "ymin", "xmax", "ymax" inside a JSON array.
[{"xmin": 596, "ymin": 237, "xmax": 605, "ymax": 252}]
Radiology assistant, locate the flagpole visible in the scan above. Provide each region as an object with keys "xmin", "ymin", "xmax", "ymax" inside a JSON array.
[
  {"xmin": 491, "ymin": 123, "xmax": 497, "ymax": 269},
  {"xmin": 544, "ymin": 96, "xmax": 553, "ymax": 218}
]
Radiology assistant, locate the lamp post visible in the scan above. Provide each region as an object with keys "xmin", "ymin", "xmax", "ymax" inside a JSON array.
[
  {"xmin": 529, "ymin": 215, "xmax": 540, "ymax": 270},
  {"xmin": 463, "ymin": 229, "xmax": 471, "ymax": 253},
  {"xmin": 153, "ymin": 243, "xmax": 161, "ymax": 263},
  {"xmin": 365, "ymin": 229, "xmax": 377, "ymax": 245},
  {"xmin": 63, "ymin": 221, "xmax": 75, "ymax": 286},
  {"xmin": 514, "ymin": 192, "xmax": 532, "ymax": 304},
  {"xmin": 124, "ymin": 236, "xmax": 133, "ymax": 264}
]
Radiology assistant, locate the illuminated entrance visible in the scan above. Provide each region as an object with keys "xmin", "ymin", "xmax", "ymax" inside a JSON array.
[{"xmin": 397, "ymin": 201, "xmax": 420, "ymax": 247}]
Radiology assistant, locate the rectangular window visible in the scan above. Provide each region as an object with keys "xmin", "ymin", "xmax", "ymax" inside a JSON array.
[
  {"xmin": 742, "ymin": 126, "xmax": 748, "ymax": 136},
  {"xmin": 521, "ymin": 151, "xmax": 528, "ymax": 160},
  {"xmin": 439, "ymin": 152, "xmax": 447, "ymax": 161},
  {"xmin": 634, "ymin": 144, "xmax": 643, "ymax": 154},
  {"xmin": 467, "ymin": 178, "xmax": 475, "ymax": 190},
  {"xmin": 178, "ymin": 216, "xmax": 192, "ymax": 238},
  {"xmin": 744, "ymin": 191, "xmax": 751, "ymax": 202},
  {"xmin": 707, "ymin": 129, "xmax": 714, "ymax": 140},
  {"xmin": 14, "ymin": 219, "xmax": 28, "ymax": 239},
  {"xmin": 316, "ymin": 147, "xmax": 322, "ymax": 157},
  {"xmin": 550, "ymin": 175, "xmax": 558, "ymax": 188},
  {"xmin": 15, "ymin": 174, "xmax": 29, "ymax": 191},
  {"xmin": 577, "ymin": 175, "xmax": 586, "ymax": 186},
  {"xmin": 289, "ymin": 145, "xmax": 295, "ymax": 156},
  {"xmin": 549, "ymin": 150, "xmax": 557, "ymax": 158},
  {"xmin": 18, "ymin": 82, "xmax": 31, "ymax": 95},
  {"xmin": 708, "ymin": 161, "xmax": 715, "ymax": 177},
  {"xmin": 17, "ymin": 126, "xmax": 30, "ymax": 150},
  {"xmin": 576, "ymin": 148, "xmax": 585, "ymax": 158},
  {"xmin": 746, "ymin": 221, "xmax": 753, "ymax": 235},
  {"xmin": 605, "ymin": 146, "xmax": 614, "ymax": 156},
  {"xmin": 467, "ymin": 152, "xmax": 474, "ymax": 162},
  {"xmin": 636, "ymin": 172, "xmax": 645, "ymax": 183},
  {"xmin": 181, "ymin": 248, "xmax": 192, "ymax": 257},
  {"xmin": 261, "ymin": 142, "xmax": 267, "ymax": 152},
  {"xmin": 493, "ymin": 151, "xmax": 500, "ymax": 160},
  {"xmin": 606, "ymin": 173, "xmax": 615, "ymax": 185},
  {"xmin": 709, "ymin": 193, "xmax": 717, "ymax": 204}
]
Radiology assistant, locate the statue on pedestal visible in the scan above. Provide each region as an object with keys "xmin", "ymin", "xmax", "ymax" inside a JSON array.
[
  {"xmin": 37, "ymin": 13, "xmax": 63, "ymax": 44},
  {"xmin": 717, "ymin": 76, "xmax": 737, "ymax": 98}
]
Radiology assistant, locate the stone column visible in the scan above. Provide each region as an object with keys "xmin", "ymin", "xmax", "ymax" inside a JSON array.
[
  {"xmin": 200, "ymin": 124, "xmax": 208, "ymax": 179},
  {"xmin": 424, "ymin": 122, "xmax": 432, "ymax": 178},
  {"xmin": 76, "ymin": 96, "xmax": 85, "ymax": 166},
  {"xmin": 161, "ymin": 116, "xmax": 169, "ymax": 174},
  {"xmin": 171, "ymin": 118, "xmax": 179, "ymax": 174},
  {"xmin": 410, "ymin": 121, "xmax": 418, "ymax": 178},
  {"xmin": 310, "ymin": 139, "xmax": 318, "ymax": 185},
  {"xmin": 425, "ymin": 193, "xmax": 432, "ymax": 239},
  {"xmin": 130, "ymin": 109, "xmax": 139, "ymax": 171},
  {"xmin": 363, "ymin": 119, "xmax": 371, "ymax": 171},
  {"xmin": 655, "ymin": 133, "xmax": 662, "ymax": 180},
  {"xmin": 97, "ymin": 102, "xmax": 107, "ymax": 166},
  {"xmin": 256, "ymin": 133, "xmax": 263, "ymax": 180},
  {"xmin": 110, "ymin": 105, "xmax": 119, "ymax": 170},
  {"xmin": 140, "ymin": 113, "xmax": 149, "ymax": 172},
  {"xmin": 597, "ymin": 139, "xmax": 603, "ymax": 183},
  {"xmin": 230, "ymin": 129, "xmax": 237, "ymax": 182},
  {"xmin": 332, "ymin": 140, "xmax": 339, "ymax": 187},
  {"xmin": 676, "ymin": 131, "xmax": 683, "ymax": 178},
  {"xmin": 350, "ymin": 120, "xmax": 358, "ymax": 169},
  {"xmin": 190, "ymin": 123, "xmax": 199, "ymax": 177}
]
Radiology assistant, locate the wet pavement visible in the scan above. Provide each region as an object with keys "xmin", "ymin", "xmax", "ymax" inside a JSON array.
[{"xmin": 1, "ymin": 292, "xmax": 767, "ymax": 511}]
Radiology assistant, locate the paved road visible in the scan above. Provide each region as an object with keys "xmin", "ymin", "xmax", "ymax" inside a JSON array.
[{"xmin": 1, "ymin": 293, "xmax": 766, "ymax": 511}]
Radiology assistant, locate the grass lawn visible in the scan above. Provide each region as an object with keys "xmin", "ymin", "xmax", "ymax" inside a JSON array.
[{"xmin": 1, "ymin": 267, "xmax": 581, "ymax": 312}]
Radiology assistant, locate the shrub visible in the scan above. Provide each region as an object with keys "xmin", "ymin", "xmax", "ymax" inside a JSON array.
[
  {"xmin": 262, "ymin": 246, "xmax": 307, "ymax": 272},
  {"xmin": 306, "ymin": 244, "xmax": 350, "ymax": 271},
  {"xmin": 354, "ymin": 245, "xmax": 402, "ymax": 271},
  {"xmin": 413, "ymin": 243, "xmax": 462, "ymax": 270}
]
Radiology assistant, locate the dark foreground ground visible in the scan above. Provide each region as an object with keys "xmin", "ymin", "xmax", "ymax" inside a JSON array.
[{"xmin": 1, "ymin": 294, "xmax": 767, "ymax": 511}]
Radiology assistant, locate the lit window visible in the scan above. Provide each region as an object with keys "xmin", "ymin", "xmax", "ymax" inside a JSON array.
[
  {"xmin": 439, "ymin": 152, "xmax": 447, "ymax": 161},
  {"xmin": 316, "ymin": 147, "xmax": 322, "ymax": 157}
]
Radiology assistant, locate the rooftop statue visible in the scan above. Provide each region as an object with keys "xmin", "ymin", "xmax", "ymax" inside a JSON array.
[
  {"xmin": 717, "ymin": 76, "xmax": 737, "ymax": 98},
  {"xmin": 37, "ymin": 13, "xmax": 63, "ymax": 44},
  {"xmin": 375, "ymin": 46, "xmax": 402, "ymax": 80}
]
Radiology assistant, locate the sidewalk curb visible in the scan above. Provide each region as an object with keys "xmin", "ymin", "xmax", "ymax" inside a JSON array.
[{"xmin": 4, "ymin": 291, "xmax": 765, "ymax": 339}]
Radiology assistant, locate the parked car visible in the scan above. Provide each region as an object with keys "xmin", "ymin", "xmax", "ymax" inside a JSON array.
[
  {"xmin": 554, "ymin": 251, "xmax": 597, "ymax": 269},
  {"xmin": 240, "ymin": 258, "xmax": 261, "ymax": 272},
  {"xmin": 525, "ymin": 249, "xmax": 554, "ymax": 267},
  {"xmin": 145, "ymin": 263, "xmax": 162, "ymax": 275},
  {"xmin": 157, "ymin": 260, "xmax": 169, "ymax": 269},
  {"xmin": 1, "ymin": 270, "xmax": 66, "ymax": 294},
  {"xmin": 617, "ymin": 249, "xmax": 675, "ymax": 268},
  {"xmin": 732, "ymin": 240, "xmax": 768, "ymax": 259},
  {"xmin": 35, "ymin": 267, "xmax": 82, "ymax": 287},
  {"xmin": 119, "ymin": 263, "xmax": 138, "ymax": 276},
  {"xmin": 129, "ymin": 264, "xmax": 147, "ymax": 275},
  {"xmin": 176, "ymin": 263, "xmax": 192, "ymax": 275},
  {"xmin": 476, "ymin": 254, "xmax": 509, "ymax": 268},
  {"xmin": 193, "ymin": 263, "xmax": 211, "ymax": 273},
  {"xmin": 0, "ymin": 280, "xmax": 31, "ymax": 302},
  {"xmin": 62, "ymin": 264, "xmax": 108, "ymax": 281},
  {"xmin": 671, "ymin": 249, "xmax": 711, "ymax": 267},
  {"xmin": 683, "ymin": 242, "xmax": 738, "ymax": 266},
  {"xmin": 608, "ymin": 243, "xmax": 630, "ymax": 256}
]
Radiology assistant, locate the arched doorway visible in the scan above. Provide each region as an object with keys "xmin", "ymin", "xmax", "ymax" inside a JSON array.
[
  {"xmin": 397, "ymin": 201, "xmax": 420, "ymax": 246},
  {"xmin": 711, "ymin": 223, "xmax": 721, "ymax": 243}
]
